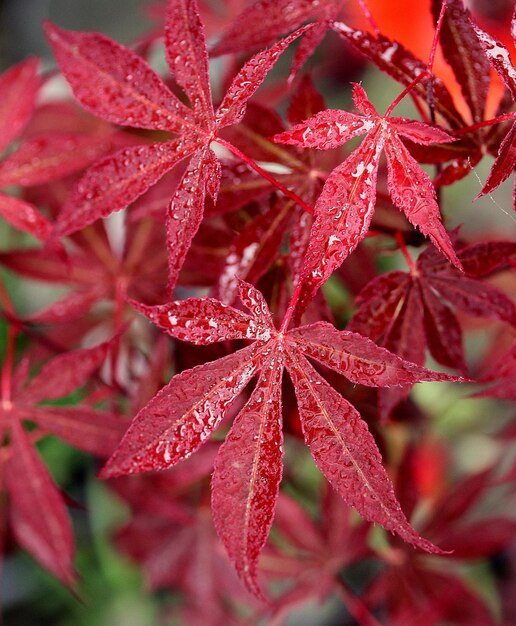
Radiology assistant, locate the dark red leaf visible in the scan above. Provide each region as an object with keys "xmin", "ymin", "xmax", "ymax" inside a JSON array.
[
  {"xmin": 18, "ymin": 339, "xmax": 112, "ymax": 404},
  {"xmin": 433, "ymin": 0, "xmax": 491, "ymax": 122},
  {"xmin": 0, "ymin": 193, "xmax": 52, "ymax": 241},
  {"xmin": 164, "ymin": 0, "xmax": 214, "ymax": 125},
  {"xmin": 477, "ymin": 122, "xmax": 516, "ymax": 197},
  {"xmin": 419, "ymin": 282, "xmax": 466, "ymax": 372},
  {"xmin": 212, "ymin": 0, "xmax": 324, "ymax": 56},
  {"xmin": 31, "ymin": 406, "xmax": 126, "ymax": 457},
  {"xmin": 289, "ymin": 321, "xmax": 460, "ymax": 386},
  {"xmin": 286, "ymin": 350, "xmax": 442, "ymax": 553},
  {"xmin": 0, "ymin": 133, "xmax": 118, "ymax": 188},
  {"xmin": 44, "ymin": 22, "xmax": 195, "ymax": 132},
  {"xmin": 6, "ymin": 418, "xmax": 75, "ymax": 585},
  {"xmin": 100, "ymin": 343, "xmax": 261, "ymax": 477},
  {"xmin": 217, "ymin": 203, "xmax": 291, "ymax": 305},
  {"xmin": 212, "ymin": 350, "xmax": 284, "ymax": 597},
  {"xmin": 0, "ymin": 57, "xmax": 40, "ymax": 154},
  {"xmin": 56, "ymin": 139, "xmax": 199, "ymax": 237}
]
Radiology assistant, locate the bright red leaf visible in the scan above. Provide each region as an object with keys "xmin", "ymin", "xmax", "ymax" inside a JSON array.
[
  {"xmin": 103, "ymin": 280, "xmax": 461, "ymax": 594},
  {"xmin": 273, "ymin": 83, "xmax": 461, "ymax": 313}
]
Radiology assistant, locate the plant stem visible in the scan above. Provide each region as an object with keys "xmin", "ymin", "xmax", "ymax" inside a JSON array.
[
  {"xmin": 280, "ymin": 277, "xmax": 305, "ymax": 333},
  {"xmin": 215, "ymin": 137, "xmax": 314, "ymax": 215},
  {"xmin": 453, "ymin": 112, "xmax": 516, "ymax": 136},
  {"xmin": 395, "ymin": 231, "xmax": 418, "ymax": 274},
  {"xmin": 385, "ymin": 0, "xmax": 447, "ymax": 118}
]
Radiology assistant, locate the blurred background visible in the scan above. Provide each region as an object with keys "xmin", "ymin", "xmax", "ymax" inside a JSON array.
[{"xmin": 0, "ymin": 0, "xmax": 150, "ymax": 69}]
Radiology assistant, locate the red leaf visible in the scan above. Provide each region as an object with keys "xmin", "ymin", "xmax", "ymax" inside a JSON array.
[
  {"xmin": 419, "ymin": 282, "xmax": 466, "ymax": 372},
  {"xmin": 0, "ymin": 193, "xmax": 52, "ymax": 241},
  {"xmin": 237, "ymin": 278, "xmax": 275, "ymax": 328},
  {"xmin": 31, "ymin": 406, "xmax": 126, "ymax": 457},
  {"xmin": 5, "ymin": 418, "xmax": 75, "ymax": 585},
  {"xmin": 212, "ymin": 350, "xmax": 284, "ymax": 597},
  {"xmin": 100, "ymin": 343, "xmax": 261, "ymax": 477},
  {"xmin": 273, "ymin": 108, "xmax": 373, "ymax": 149},
  {"xmin": 390, "ymin": 119, "xmax": 458, "ymax": 145},
  {"xmin": 56, "ymin": 139, "xmax": 199, "ymax": 237},
  {"xmin": 384, "ymin": 136, "xmax": 461, "ymax": 268},
  {"xmin": 215, "ymin": 25, "xmax": 314, "ymax": 129},
  {"xmin": 433, "ymin": 0, "xmax": 491, "ymax": 123},
  {"xmin": 287, "ymin": 74, "xmax": 326, "ymax": 125},
  {"xmin": 217, "ymin": 202, "xmax": 291, "ymax": 305},
  {"xmin": 166, "ymin": 148, "xmax": 215, "ymax": 292},
  {"xmin": 430, "ymin": 275, "xmax": 516, "ymax": 326},
  {"xmin": 458, "ymin": 240, "xmax": 516, "ymax": 276},
  {"xmin": 437, "ymin": 518, "xmax": 516, "ymax": 558},
  {"xmin": 132, "ymin": 297, "xmax": 260, "ymax": 344},
  {"xmin": 0, "ymin": 57, "xmax": 40, "ymax": 154},
  {"xmin": 165, "ymin": 0, "xmax": 214, "ymax": 125},
  {"xmin": 289, "ymin": 321, "xmax": 460, "ymax": 387},
  {"xmin": 18, "ymin": 339, "xmax": 112, "ymax": 404},
  {"xmin": 477, "ymin": 122, "xmax": 516, "ymax": 197},
  {"xmin": 286, "ymin": 350, "xmax": 442, "ymax": 553},
  {"xmin": 293, "ymin": 132, "xmax": 383, "ymax": 307},
  {"xmin": 28, "ymin": 289, "xmax": 106, "ymax": 324},
  {"xmin": 0, "ymin": 133, "xmax": 118, "ymax": 188},
  {"xmin": 44, "ymin": 22, "xmax": 194, "ymax": 132},
  {"xmin": 472, "ymin": 21, "xmax": 516, "ymax": 100},
  {"xmin": 346, "ymin": 271, "xmax": 410, "ymax": 340}
]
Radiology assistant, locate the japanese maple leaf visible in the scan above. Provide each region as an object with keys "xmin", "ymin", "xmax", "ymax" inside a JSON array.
[
  {"xmin": 111, "ymin": 448, "xmax": 258, "ymax": 625},
  {"xmin": 0, "ymin": 57, "xmax": 53, "ymax": 241},
  {"xmin": 348, "ymin": 237, "xmax": 516, "ymax": 417},
  {"xmin": 475, "ymin": 339, "xmax": 516, "ymax": 400},
  {"xmin": 471, "ymin": 11, "xmax": 516, "ymax": 210},
  {"xmin": 212, "ymin": 0, "xmax": 343, "ymax": 56},
  {"xmin": 273, "ymin": 83, "xmax": 462, "ymax": 315},
  {"xmin": 363, "ymin": 451, "xmax": 515, "ymax": 626},
  {"xmin": 0, "ymin": 217, "xmax": 169, "ymax": 326},
  {"xmin": 213, "ymin": 79, "xmax": 333, "ymax": 304},
  {"xmin": 44, "ymin": 0, "xmax": 311, "ymax": 290},
  {"xmin": 101, "ymin": 279, "xmax": 460, "ymax": 596},
  {"xmin": 331, "ymin": 12, "xmax": 512, "ymax": 187},
  {"xmin": 212, "ymin": 0, "xmax": 351, "ymax": 82},
  {"xmin": 0, "ymin": 339, "xmax": 125, "ymax": 585},
  {"xmin": 331, "ymin": 22, "xmax": 466, "ymax": 129},
  {"xmin": 0, "ymin": 59, "xmax": 128, "ymax": 243},
  {"xmin": 261, "ymin": 488, "xmax": 372, "ymax": 625}
]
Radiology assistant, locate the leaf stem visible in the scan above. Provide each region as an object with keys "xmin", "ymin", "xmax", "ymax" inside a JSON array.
[
  {"xmin": 395, "ymin": 231, "xmax": 418, "ymax": 275},
  {"xmin": 384, "ymin": 0, "xmax": 447, "ymax": 118},
  {"xmin": 280, "ymin": 277, "xmax": 305, "ymax": 333},
  {"xmin": 215, "ymin": 137, "xmax": 314, "ymax": 214},
  {"xmin": 453, "ymin": 112, "xmax": 516, "ymax": 136}
]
